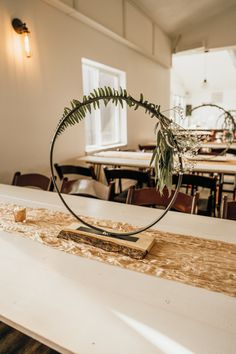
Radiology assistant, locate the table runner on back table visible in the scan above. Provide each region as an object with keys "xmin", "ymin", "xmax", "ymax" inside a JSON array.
[{"xmin": 0, "ymin": 203, "xmax": 235, "ymax": 297}]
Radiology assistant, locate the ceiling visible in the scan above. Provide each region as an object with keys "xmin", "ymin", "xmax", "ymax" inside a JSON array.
[
  {"xmin": 172, "ymin": 49, "xmax": 236, "ymax": 94},
  {"xmin": 133, "ymin": 0, "xmax": 236, "ymax": 37}
]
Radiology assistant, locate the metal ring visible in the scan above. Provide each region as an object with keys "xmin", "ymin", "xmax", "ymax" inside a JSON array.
[
  {"xmin": 50, "ymin": 95, "xmax": 183, "ymax": 237},
  {"xmin": 191, "ymin": 103, "xmax": 235, "ymax": 157}
]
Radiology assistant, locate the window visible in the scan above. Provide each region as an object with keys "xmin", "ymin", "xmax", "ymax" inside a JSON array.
[{"xmin": 82, "ymin": 58, "xmax": 127, "ymax": 152}]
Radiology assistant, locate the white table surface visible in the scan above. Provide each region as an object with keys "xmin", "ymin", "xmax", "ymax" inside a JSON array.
[
  {"xmin": 79, "ymin": 151, "xmax": 236, "ymax": 175},
  {"xmin": 146, "ymin": 141, "xmax": 236, "ymax": 150},
  {"xmin": 0, "ymin": 184, "xmax": 236, "ymax": 354},
  {"xmin": 201, "ymin": 142, "xmax": 236, "ymax": 149}
]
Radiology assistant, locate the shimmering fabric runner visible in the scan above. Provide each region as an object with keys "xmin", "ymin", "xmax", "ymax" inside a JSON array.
[{"xmin": 1, "ymin": 203, "xmax": 236, "ymax": 297}]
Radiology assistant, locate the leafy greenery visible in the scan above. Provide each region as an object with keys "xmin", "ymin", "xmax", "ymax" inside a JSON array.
[{"xmin": 56, "ymin": 87, "xmax": 183, "ymax": 193}]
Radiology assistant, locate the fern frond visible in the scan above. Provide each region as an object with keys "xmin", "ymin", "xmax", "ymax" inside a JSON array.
[{"xmin": 56, "ymin": 87, "xmax": 183, "ymax": 192}]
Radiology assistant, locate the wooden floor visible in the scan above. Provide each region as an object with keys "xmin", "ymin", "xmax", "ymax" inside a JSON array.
[{"xmin": 0, "ymin": 322, "xmax": 60, "ymax": 354}]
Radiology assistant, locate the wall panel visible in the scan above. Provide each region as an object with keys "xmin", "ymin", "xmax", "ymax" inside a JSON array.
[
  {"xmin": 125, "ymin": 1, "xmax": 153, "ymax": 55},
  {"xmin": 154, "ymin": 25, "xmax": 172, "ymax": 68},
  {"xmin": 74, "ymin": 0, "xmax": 123, "ymax": 36}
]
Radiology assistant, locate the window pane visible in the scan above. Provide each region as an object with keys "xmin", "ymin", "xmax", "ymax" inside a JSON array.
[
  {"xmin": 82, "ymin": 65, "xmax": 99, "ymax": 146},
  {"xmin": 99, "ymin": 71, "xmax": 119, "ymax": 145},
  {"xmin": 99, "ymin": 101, "xmax": 119, "ymax": 145},
  {"xmin": 82, "ymin": 58, "xmax": 127, "ymax": 151}
]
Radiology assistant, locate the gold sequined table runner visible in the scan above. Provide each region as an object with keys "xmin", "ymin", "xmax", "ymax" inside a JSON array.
[{"xmin": 1, "ymin": 203, "xmax": 236, "ymax": 297}]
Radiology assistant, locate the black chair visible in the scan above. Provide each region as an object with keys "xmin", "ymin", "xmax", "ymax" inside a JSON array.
[
  {"xmin": 172, "ymin": 174, "xmax": 218, "ymax": 217},
  {"xmin": 126, "ymin": 186, "xmax": 199, "ymax": 214},
  {"xmin": 60, "ymin": 178, "xmax": 115, "ymax": 201},
  {"xmin": 12, "ymin": 172, "xmax": 54, "ymax": 191},
  {"xmin": 138, "ymin": 144, "xmax": 156, "ymax": 152},
  {"xmin": 198, "ymin": 148, "xmax": 226, "ymax": 155},
  {"xmin": 227, "ymin": 149, "xmax": 236, "ymax": 155},
  {"xmin": 222, "ymin": 196, "xmax": 236, "ymax": 220},
  {"xmin": 54, "ymin": 163, "xmax": 97, "ymax": 181},
  {"xmin": 103, "ymin": 167, "xmax": 152, "ymax": 203},
  {"xmin": 221, "ymin": 174, "xmax": 236, "ymax": 199}
]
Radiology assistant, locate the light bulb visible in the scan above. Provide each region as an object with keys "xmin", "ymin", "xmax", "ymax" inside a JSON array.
[
  {"xmin": 24, "ymin": 32, "xmax": 31, "ymax": 58},
  {"xmin": 202, "ymin": 78, "xmax": 208, "ymax": 89}
]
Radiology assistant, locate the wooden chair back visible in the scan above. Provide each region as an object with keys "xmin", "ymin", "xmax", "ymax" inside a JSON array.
[
  {"xmin": 138, "ymin": 144, "xmax": 156, "ymax": 152},
  {"xmin": 54, "ymin": 163, "xmax": 97, "ymax": 181},
  {"xmin": 126, "ymin": 186, "xmax": 199, "ymax": 214},
  {"xmin": 222, "ymin": 196, "xmax": 236, "ymax": 220},
  {"xmin": 60, "ymin": 178, "xmax": 115, "ymax": 201},
  {"xmin": 104, "ymin": 168, "xmax": 152, "ymax": 194},
  {"xmin": 172, "ymin": 173, "xmax": 218, "ymax": 216},
  {"xmin": 12, "ymin": 172, "xmax": 54, "ymax": 191},
  {"xmin": 198, "ymin": 148, "xmax": 225, "ymax": 155}
]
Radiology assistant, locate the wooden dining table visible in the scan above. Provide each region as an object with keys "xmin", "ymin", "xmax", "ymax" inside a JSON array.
[
  {"xmin": 141, "ymin": 141, "xmax": 236, "ymax": 151},
  {"xmin": 79, "ymin": 150, "xmax": 236, "ymax": 179},
  {"xmin": 0, "ymin": 184, "xmax": 236, "ymax": 354},
  {"xmin": 201, "ymin": 142, "xmax": 236, "ymax": 150}
]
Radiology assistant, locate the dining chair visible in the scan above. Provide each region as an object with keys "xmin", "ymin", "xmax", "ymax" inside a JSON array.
[
  {"xmin": 172, "ymin": 173, "xmax": 218, "ymax": 216},
  {"xmin": 54, "ymin": 163, "xmax": 97, "ymax": 181},
  {"xmin": 103, "ymin": 167, "xmax": 152, "ymax": 203},
  {"xmin": 198, "ymin": 147, "xmax": 226, "ymax": 155},
  {"xmin": 138, "ymin": 144, "xmax": 156, "ymax": 152},
  {"xmin": 126, "ymin": 186, "xmax": 199, "ymax": 214},
  {"xmin": 221, "ymin": 174, "xmax": 236, "ymax": 200},
  {"xmin": 227, "ymin": 149, "xmax": 236, "ymax": 155},
  {"xmin": 12, "ymin": 172, "xmax": 54, "ymax": 191},
  {"xmin": 60, "ymin": 178, "xmax": 115, "ymax": 201},
  {"xmin": 222, "ymin": 195, "xmax": 236, "ymax": 220}
]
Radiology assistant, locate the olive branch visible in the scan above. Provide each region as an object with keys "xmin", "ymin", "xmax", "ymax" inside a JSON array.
[{"xmin": 56, "ymin": 87, "xmax": 187, "ymax": 192}]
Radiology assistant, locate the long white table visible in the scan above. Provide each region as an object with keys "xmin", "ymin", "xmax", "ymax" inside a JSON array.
[
  {"xmin": 79, "ymin": 151, "xmax": 236, "ymax": 176},
  {"xmin": 0, "ymin": 184, "xmax": 236, "ymax": 354},
  {"xmin": 145, "ymin": 141, "xmax": 236, "ymax": 150},
  {"xmin": 201, "ymin": 142, "xmax": 236, "ymax": 150}
]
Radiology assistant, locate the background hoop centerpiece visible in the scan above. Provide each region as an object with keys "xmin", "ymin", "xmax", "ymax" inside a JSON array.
[{"xmin": 191, "ymin": 103, "xmax": 236, "ymax": 157}]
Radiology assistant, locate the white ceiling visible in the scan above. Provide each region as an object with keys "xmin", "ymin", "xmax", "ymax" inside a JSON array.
[
  {"xmin": 172, "ymin": 49, "xmax": 236, "ymax": 94},
  {"xmin": 133, "ymin": 0, "xmax": 236, "ymax": 36}
]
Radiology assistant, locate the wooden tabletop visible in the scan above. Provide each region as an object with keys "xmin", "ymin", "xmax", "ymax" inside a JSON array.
[
  {"xmin": 201, "ymin": 142, "xmax": 236, "ymax": 149},
  {"xmin": 0, "ymin": 184, "xmax": 236, "ymax": 354},
  {"xmin": 145, "ymin": 141, "xmax": 236, "ymax": 150},
  {"xmin": 79, "ymin": 151, "xmax": 236, "ymax": 174}
]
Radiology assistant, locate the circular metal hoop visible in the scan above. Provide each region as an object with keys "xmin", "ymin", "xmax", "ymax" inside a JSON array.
[
  {"xmin": 50, "ymin": 94, "xmax": 184, "ymax": 237},
  {"xmin": 191, "ymin": 103, "xmax": 236, "ymax": 156}
]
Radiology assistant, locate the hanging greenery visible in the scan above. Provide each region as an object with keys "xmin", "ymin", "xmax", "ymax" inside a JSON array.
[{"xmin": 56, "ymin": 87, "xmax": 198, "ymax": 193}]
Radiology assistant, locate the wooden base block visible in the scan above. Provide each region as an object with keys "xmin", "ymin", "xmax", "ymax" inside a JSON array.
[{"xmin": 58, "ymin": 223, "xmax": 155, "ymax": 259}]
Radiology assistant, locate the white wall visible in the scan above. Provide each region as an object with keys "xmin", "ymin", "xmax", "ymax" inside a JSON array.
[
  {"xmin": 60, "ymin": 0, "xmax": 172, "ymax": 67},
  {"xmin": 74, "ymin": 0, "xmax": 124, "ymax": 37},
  {"xmin": 0, "ymin": 0, "xmax": 171, "ymax": 184},
  {"xmin": 187, "ymin": 89, "xmax": 236, "ymax": 129}
]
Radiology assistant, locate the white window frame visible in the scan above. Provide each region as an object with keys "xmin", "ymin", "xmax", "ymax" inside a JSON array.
[{"xmin": 82, "ymin": 58, "xmax": 127, "ymax": 153}]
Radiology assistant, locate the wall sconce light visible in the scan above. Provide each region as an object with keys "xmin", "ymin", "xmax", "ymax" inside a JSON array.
[{"xmin": 12, "ymin": 18, "xmax": 31, "ymax": 58}]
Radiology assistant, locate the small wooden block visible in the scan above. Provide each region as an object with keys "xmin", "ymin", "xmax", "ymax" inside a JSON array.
[{"xmin": 58, "ymin": 223, "xmax": 155, "ymax": 259}]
